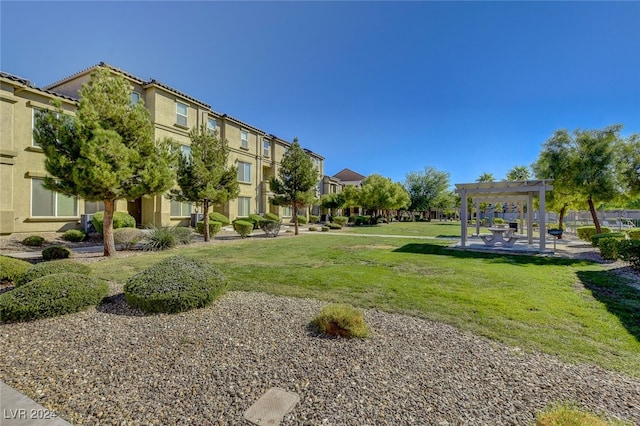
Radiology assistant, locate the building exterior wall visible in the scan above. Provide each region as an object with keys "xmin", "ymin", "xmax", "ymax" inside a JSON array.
[{"xmin": 0, "ymin": 64, "xmax": 325, "ymax": 236}]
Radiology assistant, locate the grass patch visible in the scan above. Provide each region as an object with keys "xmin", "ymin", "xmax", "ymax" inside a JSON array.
[
  {"xmin": 342, "ymin": 221, "xmax": 462, "ymax": 238},
  {"xmin": 88, "ymin": 234, "xmax": 640, "ymax": 377}
]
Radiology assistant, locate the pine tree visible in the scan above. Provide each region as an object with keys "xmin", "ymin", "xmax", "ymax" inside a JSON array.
[
  {"xmin": 169, "ymin": 125, "xmax": 239, "ymax": 241},
  {"xmin": 33, "ymin": 68, "xmax": 175, "ymax": 256},
  {"xmin": 269, "ymin": 138, "xmax": 319, "ymax": 235}
]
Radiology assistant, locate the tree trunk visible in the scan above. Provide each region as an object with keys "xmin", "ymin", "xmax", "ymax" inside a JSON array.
[
  {"xmin": 293, "ymin": 204, "xmax": 299, "ymax": 235},
  {"xmin": 557, "ymin": 204, "xmax": 567, "ymax": 240},
  {"xmin": 587, "ymin": 196, "xmax": 602, "ymax": 234},
  {"xmin": 103, "ymin": 199, "xmax": 117, "ymax": 257},
  {"xmin": 203, "ymin": 200, "xmax": 210, "ymax": 242}
]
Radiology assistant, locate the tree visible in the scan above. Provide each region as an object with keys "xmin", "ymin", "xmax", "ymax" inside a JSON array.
[
  {"xmin": 320, "ymin": 192, "xmax": 346, "ymax": 216},
  {"xmin": 533, "ymin": 125, "xmax": 623, "ymax": 234},
  {"xmin": 476, "ymin": 173, "xmax": 495, "ymax": 182},
  {"xmin": 404, "ymin": 167, "xmax": 451, "ymax": 221},
  {"xmin": 358, "ymin": 174, "xmax": 409, "ymax": 224},
  {"xmin": 169, "ymin": 125, "xmax": 239, "ymax": 242},
  {"xmin": 34, "ymin": 68, "xmax": 175, "ymax": 256},
  {"xmin": 616, "ymin": 133, "xmax": 640, "ymax": 198},
  {"xmin": 505, "ymin": 165, "xmax": 531, "ymax": 181},
  {"xmin": 269, "ymin": 138, "xmax": 319, "ymax": 235}
]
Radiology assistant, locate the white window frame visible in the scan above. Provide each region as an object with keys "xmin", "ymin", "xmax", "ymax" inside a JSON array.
[
  {"xmin": 207, "ymin": 118, "xmax": 217, "ymax": 133},
  {"xmin": 241, "ymin": 130, "xmax": 249, "ymax": 149},
  {"xmin": 281, "ymin": 206, "xmax": 292, "ymax": 217},
  {"xmin": 176, "ymin": 102, "xmax": 188, "ymax": 127},
  {"xmin": 238, "ymin": 197, "xmax": 251, "ymax": 217},
  {"xmin": 238, "ymin": 161, "xmax": 252, "ymax": 183},
  {"xmin": 263, "ymin": 140, "xmax": 270, "ymax": 157},
  {"xmin": 31, "ymin": 178, "xmax": 77, "ymax": 217},
  {"xmin": 170, "ymin": 200, "xmax": 192, "ymax": 217}
]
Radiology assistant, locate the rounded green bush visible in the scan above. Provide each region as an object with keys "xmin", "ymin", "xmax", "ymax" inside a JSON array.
[
  {"xmin": 62, "ymin": 229, "xmax": 86, "ymax": 242},
  {"xmin": 293, "ymin": 216, "xmax": 308, "ymax": 225},
  {"xmin": 233, "ymin": 220, "xmax": 254, "ymax": 238},
  {"xmin": 209, "ymin": 212, "xmax": 230, "ymax": 225},
  {"xmin": 249, "ymin": 214, "xmax": 265, "ymax": 229},
  {"xmin": 627, "ymin": 229, "xmax": 640, "ymax": 240},
  {"xmin": 0, "ymin": 256, "xmax": 32, "ymax": 284},
  {"xmin": 311, "ymin": 304, "xmax": 369, "ymax": 338},
  {"xmin": 598, "ymin": 238, "xmax": 622, "ymax": 261},
  {"xmin": 326, "ymin": 222, "xmax": 343, "ymax": 229},
  {"xmin": 309, "ymin": 215, "xmax": 319, "ymax": 224},
  {"xmin": 332, "ymin": 216, "xmax": 348, "ymax": 226},
  {"xmin": 308, "ymin": 226, "xmax": 319, "ymax": 232},
  {"xmin": 92, "ymin": 211, "xmax": 136, "ymax": 235},
  {"xmin": 173, "ymin": 226, "xmax": 195, "ymax": 244},
  {"xmin": 577, "ymin": 226, "xmax": 612, "ymax": 244},
  {"xmin": 265, "ymin": 212, "xmax": 281, "ymax": 222},
  {"xmin": 16, "ymin": 260, "xmax": 91, "ymax": 287},
  {"xmin": 0, "ymin": 273, "xmax": 108, "ymax": 322},
  {"xmin": 124, "ymin": 256, "xmax": 226, "ymax": 314},
  {"xmin": 321, "ymin": 226, "xmax": 330, "ymax": 232},
  {"xmin": 22, "ymin": 235, "xmax": 45, "ymax": 247},
  {"xmin": 591, "ymin": 232, "xmax": 626, "ymax": 248},
  {"xmin": 42, "ymin": 246, "xmax": 72, "ymax": 261},
  {"xmin": 113, "ymin": 227, "xmax": 145, "ymax": 250},
  {"xmin": 196, "ymin": 221, "xmax": 222, "ymax": 237}
]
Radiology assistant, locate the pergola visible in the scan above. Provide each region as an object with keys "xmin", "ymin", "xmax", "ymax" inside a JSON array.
[{"xmin": 454, "ymin": 180, "xmax": 554, "ymax": 251}]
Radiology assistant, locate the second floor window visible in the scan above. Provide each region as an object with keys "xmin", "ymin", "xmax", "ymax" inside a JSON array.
[
  {"xmin": 241, "ymin": 130, "xmax": 249, "ymax": 149},
  {"xmin": 238, "ymin": 161, "xmax": 251, "ymax": 183},
  {"xmin": 208, "ymin": 118, "xmax": 217, "ymax": 133},
  {"xmin": 130, "ymin": 92, "xmax": 140, "ymax": 105},
  {"xmin": 263, "ymin": 140, "xmax": 270, "ymax": 157},
  {"xmin": 176, "ymin": 102, "xmax": 188, "ymax": 127}
]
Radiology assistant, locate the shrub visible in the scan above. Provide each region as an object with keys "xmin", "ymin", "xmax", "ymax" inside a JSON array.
[
  {"xmin": 627, "ymin": 229, "xmax": 640, "ymax": 240},
  {"xmin": 291, "ymin": 216, "xmax": 308, "ymax": 225},
  {"xmin": 309, "ymin": 215, "xmax": 319, "ymax": 223},
  {"xmin": 196, "ymin": 221, "xmax": 222, "ymax": 238},
  {"xmin": 92, "ymin": 211, "xmax": 136, "ymax": 235},
  {"xmin": 173, "ymin": 227, "xmax": 194, "ymax": 244},
  {"xmin": 62, "ymin": 229, "xmax": 86, "ymax": 242},
  {"xmin": 308, "ymin": 226, "xmax": 319, "ymax": 232},
  {"xmin": 209, "ymin": 212, "xmax": 230, "ymax": 225},
  {"xmin": 124, "ymin": 256, "xmax": 226, "ymax": 314},
  {"xmin": 493, "ymin": 217, "xmax": 506, "ymax": 224},
  {"xmin": 260, "ymin": 219, "xmax": 281, "ymax": 237},
  {"xmin": 326, "ymin": 222, "xmax": 342, "ymax": 229},
  {"xmin": 598, "ymin": 238, "xmax": 622, "ymax": 261},
  {"xmin": 577, "ymin": 226, "xmax": 612, "ymax": 243},
  {"xmin": 0, "ymin": 256, "xmax": 31, "ymax": 284},
  {"xmin": 591, "ymin": 232, "xmax": 626, "ymax": 248},
  {"xmin": 321, "ymin": 226, "xmax": 330, "ymax": 232},
  {"xmin": 352, "ymin": 215, "xmax": 369, "ymax": 226},
  {"xmin": 249, "ymin": 214, "xmax": 265, "ymax": 229},
  {"xmin": 619, "ymin": 240, "xmax": 640, "ymax": 271},
  {"xmin": 16, "ymin": 260, "xmax": 91, "ymax": 287},
  {"xmin": 265, "ymin": 212, "xmax": 281, "ymax": 222},
  {"xmin": 332, "ymin": 216, "xmax": 348, "ymax": 226},
  {"xmin": 113, "ymin": 227, "xmax": 145, "ymax": 250},
  {"xmin": 0, "ymin": 273, "xmax": 108, "ymax": 322},
  {"xmin": 42, "ymin": 246, "xmax": 72, "ymax": 261},
  {"xmin": 536, "ymin": 402, "xmax": 629, "ymax": 426},
  {"xmin": 233, "ymin": 220, "xmax": 254, "ymax": 238},
  {"xmin": 311, "ymin": 304, "xmax": 369, "ymax": 338},
  {"xmin": 22, "ymin": 235, "xmax": 45, "ymax": 247},
  {"xmin": 143, "ymin": 226, "xmax": 177, "ymax": 251}
]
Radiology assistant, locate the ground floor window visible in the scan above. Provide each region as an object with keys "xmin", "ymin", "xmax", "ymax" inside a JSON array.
[
  {"xmin": 170, "ymin": 200, "xmax": 192, "ymax": 217},
  {"xmin": 31, "ymin": 178, "xmax": 77, "ymax": 217},
  {"xmin": 238, "ymin": 197, "xmax": 251, "ymax": 217},
  {"xmin": 281, "ymin": 206, "xmax": 292, "ymax": 217},
  {"xmin": 84, "ymin": 201, "xmax": 105, "ymax": 214}
]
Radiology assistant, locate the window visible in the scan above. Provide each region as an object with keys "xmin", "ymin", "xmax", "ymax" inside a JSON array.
[
  {"xmin": 176, "ymin": 102, "xmax": 188, "ymax": 127},
  {"xmin": 238, "ymin": 197, "xmax": 251, "ymax": 217},
  {"xmin": 31, "ymin": 178, "xmax": 77, "ymax": 217},
  {"xmin": 170, "ymin": 200, "xmax": 192, "ymax": 217},
  {"xmin": 263, "ymin": 140, "xmax": 270, "ymax": 157},
  {"xmin": 238, "ymin": 161, "xmax": 251, "ymax": 183},
  {"xmin": 281, "ymin": 206, "xmax": 292, "ymax": 217},
  {"xmin": 241, "ymin": 130, "xmax": 249, "ymax": 149},
  {"xmin": 207, "ymin": 118, "xmax": 217, "ymax": 133},
  {"xmin": 84, "ymin": 201, "xmax": 105, "ymax": 214},
  {"xmin": 313, "ymin": 158, "xmax": 320, "ymax": 169},
  {"xmin": 180, "ymin": 145, "xmax": 191, "ymax": 158},
  {"xmin": 130, "ymin": 92, "xmax": 140, "ymax": 105},
  {"xmin": 32, "ymin": 108, "xmax": 45, "ymax": 147}
]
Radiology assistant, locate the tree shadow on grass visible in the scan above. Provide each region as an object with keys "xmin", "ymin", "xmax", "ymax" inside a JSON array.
[
  {"xmin": 393, "ymin": 242, "xmax": 591, "ymax": 267},
  {"xmin": 576, "ymin": 269, "xmax": 640, "ymax": 343}
]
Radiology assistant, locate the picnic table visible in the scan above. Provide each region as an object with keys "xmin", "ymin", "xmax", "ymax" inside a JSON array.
[{"xmin": 480, "ymin": 227, "xmax": 520, "ymax": 247}]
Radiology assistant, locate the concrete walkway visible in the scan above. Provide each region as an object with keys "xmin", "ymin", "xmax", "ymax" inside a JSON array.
[{"xmin": 0, "ymin": 381, "xmax": 72, "ymax": 425}]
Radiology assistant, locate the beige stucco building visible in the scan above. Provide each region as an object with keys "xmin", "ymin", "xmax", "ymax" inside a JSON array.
[{"xmin": 0, "ymin": 63, "xmax": 324, "ymax": 236}]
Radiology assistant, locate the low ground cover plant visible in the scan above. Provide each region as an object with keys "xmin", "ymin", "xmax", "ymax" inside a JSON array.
[
  {"xmin": 0, "ymin": 256, "xmax": 31, "ymax": 284},
  {"xmin": 124, "ymin": 255, "xmax": 226, "ymax": 314},
  {"xmin": 62, "ymin": 229, "xmax": 86, "ymax": 242},
  {"xmin": 42, "ymin": 246, "xmax": 72, "ymax": 260},
  {"xmin": 22, "ymin": 235, "xmax": 45, "ymax": 247},
  {"xmin": 536, "ymin": 403, "xmax": 632, "ymax": 426},
  {"xmin": 113, "ymin": 227, "xmax": 145, "ymax": 250},
  {"xmin": 144, "ymin": 225, "xmax": 196, "ymax": 251},
  {"xmin": 311, "ymin": 304, "xmax": 369, "ymax": 338},
  {"xmin": 0, "ymin": 273, "xmax": 108, "ymax": 322},
  {"xmin": 92, "ymin": 211, "xmax": 136, "ymax": 235},
  {"xmin": 16, "ymin": 260, "xmax": 91, "ymax": 287}
]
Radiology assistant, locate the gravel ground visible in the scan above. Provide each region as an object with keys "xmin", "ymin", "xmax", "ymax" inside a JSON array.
[{"xmin": 1, "ymin": 291, "xmax": 639, "ymax": 426}]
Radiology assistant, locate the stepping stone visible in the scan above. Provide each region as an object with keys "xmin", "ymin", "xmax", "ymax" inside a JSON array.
[{"xmin": 243, "ymin": 387, "xmax": 299, "ymax": 426}]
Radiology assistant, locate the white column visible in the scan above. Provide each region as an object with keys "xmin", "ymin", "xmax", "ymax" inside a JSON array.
[
  {"xmin": 475, "ymin": 199, "xmax": 480, "ymax": 236},
  {"xmin": 527, "ymin": 193, "xmax": 534, "ymax": 244},
  {"xmin": 460, "ymin": 189, "xmax": 467, "ymax": 247},
  {"xmin": 539, "ymin": 186, "xmax": 546, "ymax": 250}
]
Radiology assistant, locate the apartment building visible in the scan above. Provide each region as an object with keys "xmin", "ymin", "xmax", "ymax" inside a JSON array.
[{"xmin": 0, "ymin": 63, "xmax": 324, "ymax": 236}]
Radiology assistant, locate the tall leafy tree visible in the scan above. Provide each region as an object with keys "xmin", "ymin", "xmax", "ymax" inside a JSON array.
[
  {"xmin": 404, "ymin": 167, "xmax": 450, "ymax": 221},
  {"xmin": 269, "ymin": 138, "xmax": 319, "ymax": 235},
  {"xmin": 169, "ymin": 125, "xmax": 239, "ymax": 242},
  {"xmin": 616, "ymin": 133, "xmax": 640, "ymax": 199},
  {"xmin": 476, "ymin": 172, "xmax": 495, "ymax": 182},
  {"xmin": 34, "ymin": 68, "xmax": 175, "ymax": 256},
  {"xmin": 505, "ymin": 165, "xmax": 531, "ymax": 181},
  {"xmin": 359, "ymin": 174, "xmax": 409, "ymax": 223},
  {"xmin": 320, "ymin": 192, "xmax": 346, "ymax": 216}
]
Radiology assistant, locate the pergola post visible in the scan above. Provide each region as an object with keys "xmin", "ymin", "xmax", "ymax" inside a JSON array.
[
  {"xmin": 460, "ymin": 189, "xmax": 467, "ymax": 248},
  {"xmin": 475, "ymin": 199, "xmax": 480, "ymax": 236},
  {"xmin": 539, "ymin": 185, "xmax": 546, "ymax": 250},
  {"xmin": 527, "ymin": 192, "xmax": 533, "ymax": 244}
]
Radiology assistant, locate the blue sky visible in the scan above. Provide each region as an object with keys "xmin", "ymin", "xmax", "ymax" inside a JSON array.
[{"xmin": 2, "ymin": 1, "xmax": 639, "ymax": 186}]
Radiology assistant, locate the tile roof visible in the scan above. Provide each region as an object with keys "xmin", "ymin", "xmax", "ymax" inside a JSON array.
[{"xmin": 1, "ymin": 71, "xmax": 78, "ymax": 102}]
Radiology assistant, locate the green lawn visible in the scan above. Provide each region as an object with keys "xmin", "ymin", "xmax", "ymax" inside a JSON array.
[
  {"xmin": 89, "ymin": 233, "xmax": 640, "ymax": 377},
  {"xmin": 341, "ymin": 221, "xmax": 463, "ymax": 237}
]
